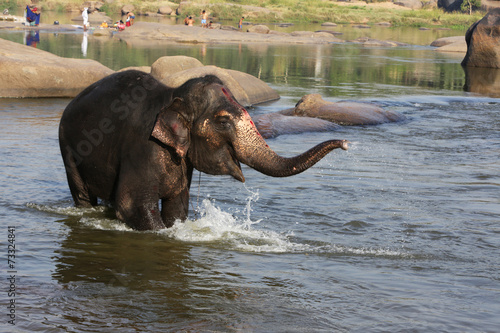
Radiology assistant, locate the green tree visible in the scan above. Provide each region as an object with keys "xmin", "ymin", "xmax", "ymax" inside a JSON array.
[{"xmin": 461, "ymin": 0, "xmax": 481, "ymax": 15}]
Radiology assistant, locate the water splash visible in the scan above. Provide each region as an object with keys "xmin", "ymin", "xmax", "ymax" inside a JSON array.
[
  {"xmin": 27, "ymin": 202, "xmax": 132, "ymax": 231},
  {"xmin": 27, "ymin": 200, "xmax": 409, "ymax": 257},
  {"xmin": 78, "ymin": 217, "xmax": 132, "ymax": 231},
  {"xmin": 158, "ymin": 198, "xmax": 281, "ymax": 249},
  {"xmin": 26, "ymin": 202, "xmax": 108, "ymax": 217},
  {"xmin": 160, "ymin": 199, "xmax": 410, "ymax": 257}
]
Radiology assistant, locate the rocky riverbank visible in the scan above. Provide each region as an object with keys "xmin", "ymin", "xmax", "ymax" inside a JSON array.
[
  {"xmin": 0, "ymin": 15, "xmax": 463, "ymax": 51},
  {"xmin": 0, "ymin": 9, "xmax": 472, "ymax": 100}
]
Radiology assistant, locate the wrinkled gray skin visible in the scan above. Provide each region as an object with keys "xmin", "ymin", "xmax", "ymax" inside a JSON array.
[{"xmin": 59, "ymin": 70, "xmax": 348, "ymax": 230}]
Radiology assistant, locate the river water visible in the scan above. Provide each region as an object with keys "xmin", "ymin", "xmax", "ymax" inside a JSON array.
[{"xmin": 1, "ymin": 17, "xmax": 500, "ymax": 332}]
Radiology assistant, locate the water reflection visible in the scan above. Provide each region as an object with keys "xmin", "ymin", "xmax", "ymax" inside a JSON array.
[
  {"xmin": 53, "ymin": 216, "xmax": 193, "ymax": 287},
  {"xmin": 0, "ymin": 27, "xmax": 473, "ymax": 98},
  {"xmin": 24, "ymin": 29, "xmax": 39, "ymax": 47},
  {"xmin": 4, "ymin": 22, "xmax": 499, "ymax": 98},
  {"xmin": 49, "ymin": 214, "xmax": 260, "ymax": 331},
  {"xmin": 81, "ymin": 31, "xmax": 88, "ymax": 57},
  {"xmin": 463, "ymin": 66, "xmax": 500, "ymax": 97}
]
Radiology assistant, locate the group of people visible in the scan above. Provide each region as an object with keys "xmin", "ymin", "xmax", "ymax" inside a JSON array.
[
  {"xmin": 82, "ymin": 6, "xmax": 135, "ymax": 32},
  {"xmin": 183, "ymin": 11, "xmax": 245, "ymax": 30},
  {"xmin": 24, "ymin": 5, "xmax": 243, "ymax": 31},
  {"xmin": 113, "ymin": 12, "xmax": 134, "ymax": 31},
  {"xmin": 183, "ymin": 10, "xmax": 211, "ymax": 28}
]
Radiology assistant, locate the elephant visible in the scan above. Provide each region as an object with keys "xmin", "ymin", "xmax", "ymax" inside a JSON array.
[
  {"xmin": 59, "ymin": 70, "xmax": 349, "ymax": 231},
  {"xmin": 285, "ymin": 94, "xmax": 405, "ymax": 126},
  {"xmin": 461, "ymin": 9, "xmax": 500, "ymax": 69},
  {"xmin": 251, "ymin": 93, "xmax": 406, "ymax": 139},
  {"xmin": 253, "ymin": 112, "xmax": 341, "ymax": 139}
]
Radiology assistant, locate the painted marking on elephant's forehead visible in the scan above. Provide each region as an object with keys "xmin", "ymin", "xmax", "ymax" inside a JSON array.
[
  {"xmin": 221, "ymin": 87, "xmax": 247, "ymax": 113},
  {"xmin": 222, "ymin": 87, "xmax": 266, "ymax": 144}
]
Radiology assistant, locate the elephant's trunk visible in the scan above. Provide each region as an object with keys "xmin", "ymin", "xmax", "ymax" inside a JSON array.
[{"xmin": 233, "ymin": 110, "xmax": 348, "ymax": 178}]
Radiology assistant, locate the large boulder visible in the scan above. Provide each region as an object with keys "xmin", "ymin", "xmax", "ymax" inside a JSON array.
[
  {"xmin": 461, "ymin": 9, "xmax": 500, "ymax": 69},
  {"xmin": 290, "ymin": 94, "xmax": 405, "ymax": 125},
  {"xmin": 121, "ymin": 4, "xmax": 135, "ymax": 16},
  {"xmin": 118, "ymin": 66, "xmax": 151, "ymax": 73},
  {"xmin": 0, "ymin": 37, "xmax": 114, "ymax": 98},
  {"xmin": 82, "ymin": 1, "xmax": 104, "ymax": 13},
  {"xmin": 394, "ymin": 0, "xmax": 423, "ymax": 9},
  {"xmin": 247, "ymin": 25, "xmax": 270, "ymax": 34},
  {"xmin": 430, "ymin": 36, "xmax": 464, "ymax": 47},
  {"xmin": 175, "ymin": 1, "xmax": 188, "ymax": 15},
  {"xmin": 437, "ymin": 0, "xmax": 462, "ymax": 11},
  {"xmin": 158, "ymin": 6, "xmax": 173, "ymax": 15},
  {"xmin": 150, "ymin": 56, "xmax": 204, "ymax": 82},
  {"xmin": 159, "ymin": 65, "xmax": 279, "ymax": 107},
  {"xmin": 433, "ymin": 36, "xmax": 467, "ymax": 53}
]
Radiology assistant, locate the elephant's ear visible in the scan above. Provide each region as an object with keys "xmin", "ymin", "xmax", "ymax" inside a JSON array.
[{"xmin": 151, "ymin": 97, "xmax": 190, "ymax": 158}]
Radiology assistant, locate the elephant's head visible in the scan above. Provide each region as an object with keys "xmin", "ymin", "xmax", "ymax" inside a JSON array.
[{"xmin": 152, "ymin": 75, "xmax": 348, "ymax": 182}]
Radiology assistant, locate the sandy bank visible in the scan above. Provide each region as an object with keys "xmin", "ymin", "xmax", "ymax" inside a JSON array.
[
  {"xmin": 0, "ymin": 14, "xmax": 466, "ymax": 53},
  {"xmin": 115, "ymin": 21, "xmax": 344, "ymax": 46}
]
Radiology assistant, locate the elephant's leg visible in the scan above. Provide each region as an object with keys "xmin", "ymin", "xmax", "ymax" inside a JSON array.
[
  {"xmin": 114, "ymin": 168, "xmax": 165, "ymax": 230},
  {"xmin": 161, "ymin": 160, "xmax": 194, "ymax": 227},
  {"xmin": 161, "ymin": 187, "xmax": 190, "ymax": 228},
  {"xmin": 116, "ymin": 200, "xmax": 165, "ymax": 230},
  {"xmin": 62, "ymin": 150, "xmax": 97, "ymax": 207}
]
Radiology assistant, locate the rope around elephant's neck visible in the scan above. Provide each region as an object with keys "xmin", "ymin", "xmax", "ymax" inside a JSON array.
[{"xmin": 191, "ymin": 171, "xmax": 202, "ymax": 220}]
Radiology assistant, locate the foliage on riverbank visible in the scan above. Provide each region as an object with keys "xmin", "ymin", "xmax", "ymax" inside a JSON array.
[{"xmin": 0, "ymin": 0, "xmax": 484, "ymax": 29}]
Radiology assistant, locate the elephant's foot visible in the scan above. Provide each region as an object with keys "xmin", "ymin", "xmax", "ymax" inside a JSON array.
[
  {"xmin": 161, "ymin": 191, "xmax": 189, "ymax": 228},
  {"xmin": 116, "ymin": 201, "xmax": 166, "ymax": 231}
]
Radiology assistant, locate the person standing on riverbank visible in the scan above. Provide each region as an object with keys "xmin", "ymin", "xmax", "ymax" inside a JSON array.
[
  {"xmin": 201, "ymin": 10, "xmax": 208, "ymax": 28},
  {"xmin": 127, "ymin": 11, "xmax": 135, "ymax": 25},
  {"xmin": 82, "ymin": 7, "xmax": 89, "ymax": 31},
  {"xmin": 25, "ymin": 5, "xmax": 40, "ymax": 26},
  {"xmin": 238, "ymin": 16, "xmax": 244, "ymax": 29}
]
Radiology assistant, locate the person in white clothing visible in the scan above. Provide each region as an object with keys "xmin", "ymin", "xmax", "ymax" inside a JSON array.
[{"xmin": 82, "ymin": 7, "xmax": 89, "ymax": 31}]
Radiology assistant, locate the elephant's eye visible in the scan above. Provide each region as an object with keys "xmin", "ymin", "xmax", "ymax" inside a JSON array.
[
  {"xmin": 214, "ymin": 111, "xmax": 232, "ymax": 129},
  {"xmin": 216, "ymin": 115, "xmax": 230, "ymax": 127}
]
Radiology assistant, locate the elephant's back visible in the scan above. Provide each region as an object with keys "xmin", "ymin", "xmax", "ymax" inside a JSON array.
[
  {"xmin": 62, "ymin": 70, "xmax": 169, "ymax": 124},
  {"xmin": 60, "ymin": 70, "xmax": 171, "ymax": 144},
  {"xmin": 59, "ymin": 70, "xmax": 172, "ymax": 200}
]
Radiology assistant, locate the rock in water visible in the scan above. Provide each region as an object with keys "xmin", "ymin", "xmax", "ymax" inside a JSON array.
[{"xmin": 462, "ymin": 9, "xmax": 500, "ymax": 69}]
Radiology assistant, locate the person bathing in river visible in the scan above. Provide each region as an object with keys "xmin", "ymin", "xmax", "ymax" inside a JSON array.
[
  {"xmin": 187, "ymin": 16, "xmax": 195, "ymax": 26},
  {"xmin": 183, "ymin": 15, "xmax": 189, "ymax": 25}
]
